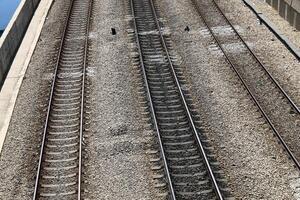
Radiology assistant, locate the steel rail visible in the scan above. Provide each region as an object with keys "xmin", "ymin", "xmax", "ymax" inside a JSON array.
[
  {"xmin": 191, "ymin": 0, "xmax": 300, "ymax": 170},
  {"xmin": 32, "ymin": 0, "xmax": 91, "ymax": 198},
  {"xmin": 32, "ymin": 0, "xmax": 75, "ymax": 198},
  {"xmin": 130, "ymin": 0, "xmax": 176, "ymax": 199},
  {"xmin": 211, "ymin": 0, "xmax": 299, "ymax": 114},
  {"xmin": 134, "ymin": 0, "xmax": 225, "ymax": 198},
  {"xmin": 149, "ymin": 1, "xmax": 224, "ymax": 199},
  {"xmin": 78, "ymin": 0, "xmax": 92, "ymax": 198}
]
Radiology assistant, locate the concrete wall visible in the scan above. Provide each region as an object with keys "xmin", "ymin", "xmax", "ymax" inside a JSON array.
[
  {"xmin": 265, "ymin": 0, "xmax": 300, "ymax": 30},
  {"xmin": 0, "ymin": 0, "xmax": 40, "ymax": 86}
]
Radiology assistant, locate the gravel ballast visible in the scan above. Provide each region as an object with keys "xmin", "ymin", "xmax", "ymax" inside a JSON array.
[
  {"xmin": 0, "ymin": 0, "xmax": 300, "ymax": 199},
  {"xmin": 156, "ymin": 0, "xmax": 300, "ymax": 199},
  {"xmin": 0, "ymin": 0, "xmax": 162, "ymax": 199},
  {"xmin": 0, "ymin": 0, "xmax": 70, "ymax": 198},
  {"xmin": 218, "ymin": 0, "xmax": 300, "ymax": 106},
  {"xmin": 82, "ymin": 0, "xmax": 162, "ymax": 198}
]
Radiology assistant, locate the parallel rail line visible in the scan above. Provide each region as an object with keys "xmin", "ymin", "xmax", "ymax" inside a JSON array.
[
  {"xmin": 33, "ymin": 0, "xmax": 91, "ymax": 199},
  {"xmin": 130, "ymin": 0, "xmax": 231, "ymax": 199},
  {"xmin": 192, "ymin": 0, "xmax": 300, "ymax": 168}
]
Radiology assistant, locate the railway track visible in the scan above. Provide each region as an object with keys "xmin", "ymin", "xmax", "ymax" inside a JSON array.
[
  {"xmin": 32, "ymin": 0, "xmax": 91, "ymax": 198},
  {"xmin": 191, "ymin": 0, "xmax": 300, "ymax": 168},
  {"xmin": 129, "ymin": 0, "xmax": 231, "ymax": 199}
]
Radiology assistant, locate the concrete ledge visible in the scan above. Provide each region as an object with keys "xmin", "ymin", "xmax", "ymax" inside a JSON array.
[
  {"xmin": 0, "ymin": 0, "xmax": 41, "ymax": 87},
  {"xmin": 0, "ymin": 0, "xmax": 54, "ymax": 153},
  {"xmin": 264, "ymin": 0, "xmax": 300, "ymax": 29},
  {"xmin": 243, "ymin": 0, "xmax": 300, "ymax": 60}
]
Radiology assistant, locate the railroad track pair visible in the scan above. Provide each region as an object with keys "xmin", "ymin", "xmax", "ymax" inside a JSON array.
[
  {"xmin": 191, "ymin": 0, "xmax": 300, "ymax": 168},
  {"xmin": 33, "ymin": 0, "xmax": 91, "ymax": 198},
  {"xmin": 33, "ymin": 0, "xmax": 231, "ymax": 198},
  {"xmin": 32, "ymin": 0, "xmax": 299, "ymax": 199},
  {"xmin": 129, "ymin": 0, "xmax": 300, "ymax": 198},
  {"xmin": 129, "ymin": 0, "xmax": 232, "ymax": 199}
]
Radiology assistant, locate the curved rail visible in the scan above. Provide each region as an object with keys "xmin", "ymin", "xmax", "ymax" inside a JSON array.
[
  {"xmin": 210, "ymin": 0, "xmax": 299, "ymax": 114},
  {"xmin": 191, "ymin": 0, "xmax": 300, "ymax": 169}
]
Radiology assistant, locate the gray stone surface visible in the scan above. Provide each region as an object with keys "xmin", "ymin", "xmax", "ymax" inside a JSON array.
[
  {"xmin": 0, "ymin": 0, "xmax": 70, "ymax": 198},
  {"xmin": 1, "ymin": 0, "xmax": 300, "ymax": 199},
  {"xmin": 156, "ymin": 0, "xmax": 300, "ymax": 198},
  {"xmin": 0, "ymin": 0, "xmax": 164, "ymax": 199},
  {"xmin": 82, "ymin": 0, "xmax": 163, "ymax": 198}
]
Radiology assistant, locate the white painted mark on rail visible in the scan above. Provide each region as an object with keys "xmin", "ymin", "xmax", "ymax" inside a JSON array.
[
  {"xmin": 138, "ymin": 30, "xmax": 159, "ymax": 35},
  {"xmin": 208, "ymin": 42, "xmax": 254, "ymax": 56},
  {"xmin": 89, "ymin": 32, "xmax": 97, "ymax": 39},
  {"xmin": 146, "ymin": 55, "xmax": 166, "ymax": 64},
  {"xmin": 200, "ymin": 25, "xmax": 243, "ymax": 37},
  {"xmin": 86, "ymin": 67, "xmax": 96, "ymax": 77},
  {"xmin": 222, "ymin": 42, "xmax": 254, "ymax": 54},
  {"xmin": 57, "ymin": 72, "xmax": 83, "ymax": 78},
  {"xmin": 208, "ymin": 44, "xmax": 222, "ymax": 56},
  {"xmin": 170, "ymin": 55, "xmax": 183, "ymax": 65}
]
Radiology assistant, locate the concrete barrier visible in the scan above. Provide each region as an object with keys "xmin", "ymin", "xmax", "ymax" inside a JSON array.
[
  {"xmin": 265, "ymin": 0, "xmax": 300, "ymax": 30},
  {"xmin": 0, "ymin": 0, "xmax": 40, "ymax": 86}
]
